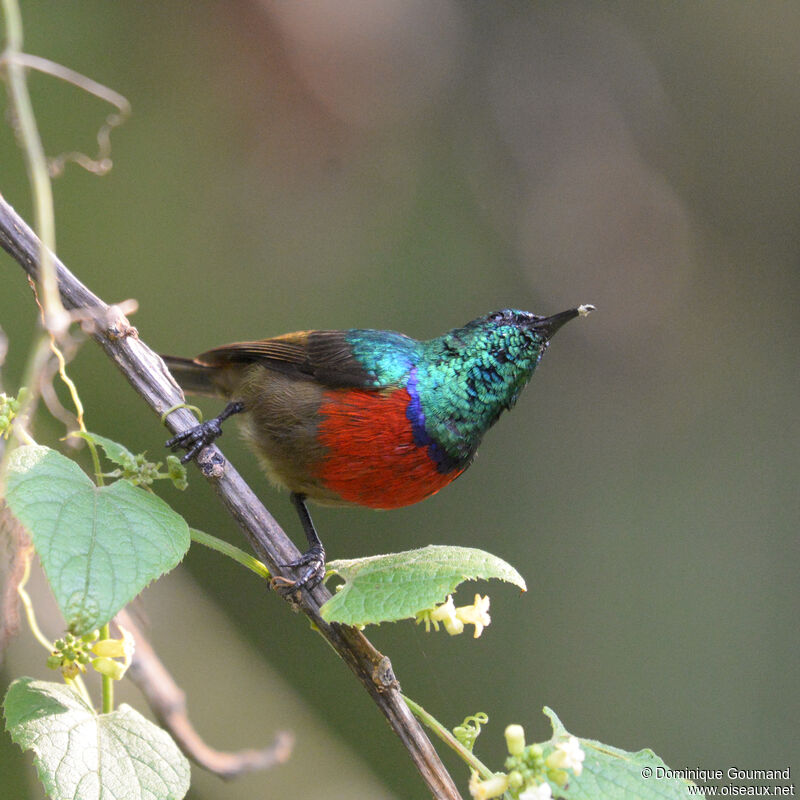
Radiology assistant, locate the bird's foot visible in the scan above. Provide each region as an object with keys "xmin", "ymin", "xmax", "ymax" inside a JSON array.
[
  {"xmin": 166, "ymin": 418, "xmax": 225, "ymax": 463},
  {"xmin": 166, "ymin": 401, "xmax": 244, "ymax": 463},
  {"xmin": 278, "ymin": 544, "xmax": 326, "ymax": 592}
]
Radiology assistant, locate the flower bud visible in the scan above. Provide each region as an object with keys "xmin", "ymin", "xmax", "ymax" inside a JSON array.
[
  {"xmin": 91, "ymin": 656, "xmax": 125, "ymax": 680},
  {"xmin": 504, "ymin": 724, "xmax": 526, "ymax": 756},
  {"xmin": 92, "ymin": 638, "xmax": 126, "ymax": 658},
  {"xmin": 508, "ymin": 769, "xmax": 524, "ymax": 791}
]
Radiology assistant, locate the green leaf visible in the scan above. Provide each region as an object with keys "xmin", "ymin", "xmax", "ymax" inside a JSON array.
[
  {"xmin": 320, "ymin": 544, "xmax": 526, "ymax": 626},
  {"xmin": 542, "ymin": 707, "xmax": 701, "ymax": 799},
  {"xmin": 4, "ymin": 445, "xmax": 190, "ymax": 634},
  {"xmin": 76, "ymin": 431, "xmax": 137, "ymax": 469},
  {"xmin": 4, "ymin": 677, "xmax": 190, "ymax": 800}
]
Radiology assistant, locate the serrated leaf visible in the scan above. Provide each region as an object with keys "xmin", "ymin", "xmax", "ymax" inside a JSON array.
[
  {"xmin": 320, "ymin": 544, "xmax": 526, "ymax": 626},
  {"xmin": 542, "ymin": 707, "xmax": 700, "ymax": 799},
  {"xmin": 4, "ymin": 445, "xmax": 190, "ymax": 634},
  {"xmin": 76, "ymin": 431, "xmax": 137, "ymax": 469},
  {"xmin": 4, "ymin": 677, "xmax": 190, "ymax": 800}
]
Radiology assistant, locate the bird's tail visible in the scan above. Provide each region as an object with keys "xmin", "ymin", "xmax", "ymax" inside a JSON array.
[{"xmin": 162, "ymin": 355, "xmax": 223, "ymax": 398}]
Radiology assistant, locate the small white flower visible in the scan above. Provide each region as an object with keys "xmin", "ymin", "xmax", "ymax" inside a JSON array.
[
  {"xmin": 547, "ymin": 735, "xmax": 585, "ymax": 776},
  {"xmin": 429, "ymin": 595, "xmax": 465, "ymax": 635},
  {"xmin": 468, "ymin": 771, "xmax": 509, "ymax": 800},
  {"xmin": 519, "ymin": 781, "xmax": 553, "ymax": 800},
  {"xmin": 456, "ymin": 594, "xmax": 491, "ymax": 638}
]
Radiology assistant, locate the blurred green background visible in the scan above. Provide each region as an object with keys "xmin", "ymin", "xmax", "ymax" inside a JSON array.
[{"xmin": 2, "ymin": 2, "xmax": 798, "ymax": 798}]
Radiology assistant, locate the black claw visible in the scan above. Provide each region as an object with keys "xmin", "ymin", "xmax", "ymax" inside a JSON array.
[
  {"xmin": 166, "ymin": 419, "xmax": 223, "ymax": 462},
  {"xmin": 280, "ymin": 544, "xmax": 326, "ymax": 591},
  {"xmin": 165, "ymin": 401, "xmax": 244, "ymax": 463},
  {"xmin": 283, "ymin": 493, "xmax": 327, "ymax": 592}
]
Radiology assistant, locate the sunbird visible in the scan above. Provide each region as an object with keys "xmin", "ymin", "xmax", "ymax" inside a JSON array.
[{"xmin": 164, "ymin": 305, "xmax": 594, "ymax": 589}]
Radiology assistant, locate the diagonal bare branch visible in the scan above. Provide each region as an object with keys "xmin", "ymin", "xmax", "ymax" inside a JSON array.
[
  {"xmin": 116, "ymin": 608, "xmax": 294, "ymax": 779},
  {"xmin": 0, "ymin": 194, "xmax": 462, "ymax": 799}
]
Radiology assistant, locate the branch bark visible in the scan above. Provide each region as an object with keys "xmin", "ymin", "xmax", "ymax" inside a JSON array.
[
  {"xmin": 0, "ymin": 195, "xmax": 463, "ymax": 800},
  {"xmin": 116, "ymin": 608, "xmax": 295, "ymax": 778}
]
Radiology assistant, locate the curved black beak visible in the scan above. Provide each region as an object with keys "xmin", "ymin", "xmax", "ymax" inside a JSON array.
[{"xmin": 530, "ymin": 304, "xmax": 595, "ymax": 340}]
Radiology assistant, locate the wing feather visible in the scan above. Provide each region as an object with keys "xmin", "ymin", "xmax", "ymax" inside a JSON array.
[{"xmin": 195, "ymin": 330, "xmax": 379, "ymax": 389}]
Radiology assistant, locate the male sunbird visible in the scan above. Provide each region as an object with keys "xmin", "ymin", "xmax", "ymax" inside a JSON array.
[{"xmin": 164, "ymin": 305, "xmax": 594, "ymax": 589}]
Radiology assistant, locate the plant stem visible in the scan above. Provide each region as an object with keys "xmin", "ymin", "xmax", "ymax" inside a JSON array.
[
  {"xmin": 99, "ymin": 623, "xmax": 113, "ymax": 713},
  {"xmin": 402, "ymin": 694, "xmax": 495, "ymax": 780},
  {"xmin": 190, "ymin": 528, "xmax": 271, "ymax": 580},
  {"xmin": 16, "ymin": 545, "xmax": 93, "ymax": 707},
  {"xmin": 0, "ymin": 0, "xmax": 69, "ymax": 487},
  {"xmin": 16, "ymin": 545, "xmax": 52, "ymax": 652},
  {"xmin": 0, "ymin": 0, "xmax": 67, "ymax": 335}
]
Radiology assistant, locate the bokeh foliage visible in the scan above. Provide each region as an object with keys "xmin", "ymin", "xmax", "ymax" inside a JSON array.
[{"xmin": 2, "ymin": 2, "xmax": 798, "ymax": 798}]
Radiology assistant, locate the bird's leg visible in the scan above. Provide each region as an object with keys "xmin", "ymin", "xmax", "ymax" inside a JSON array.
[
  {"xmin": 282, "ymin": 492, "xmax": 326, "ymax": 591},
  {"xmin": 166, "ymin": 400, "xmax": 245, "ymax": 463}
]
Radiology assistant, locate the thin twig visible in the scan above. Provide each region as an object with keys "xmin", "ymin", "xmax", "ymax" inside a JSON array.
[
  {"xmin": 3, "ymin": 52, "xmax": 131, "ymax": 177},
  {"xmin": 0, "ymin": 196, "xmax": 462, "ymax": 799},
  {"xmin": 117, "ymin": 608, "xmax": 294, "ymax": 778},
  {"xmin": 0, "ymin": 0, "xmax": 68, "ymax": 335},
  {"xmin": 0, "ymin": 504, "xmax": 27, "ymax": 662}
]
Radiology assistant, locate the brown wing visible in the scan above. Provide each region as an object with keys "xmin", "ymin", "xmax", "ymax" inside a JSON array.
[{"xmin": 195, "ymin": 330, "xmax": 377, "ymax": 389}]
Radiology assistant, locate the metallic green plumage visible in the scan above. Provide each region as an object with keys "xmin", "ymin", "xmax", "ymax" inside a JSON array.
[
  {"xmin": 345, "ymin": 307, "xmax": 587, "ymax": 471},
  {"xmin": 416, "ymin": 313, "xmax": 548, "ymax": 465},
  {"xmin": 163, "ymin": 305, "xmax": 592, "ymax": 589},
  {"xmin": 165, "ymin": 305, "xmax": 592, "ymax": 486}
]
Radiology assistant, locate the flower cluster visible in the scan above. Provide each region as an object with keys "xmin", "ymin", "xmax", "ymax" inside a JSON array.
[
  {"xmin": 467, "ymin": 723, "xmax": 586, "ymax": 800},
  {"xmin": 416, "ymin": 594, "xmax": 491, "ymax": 638},
  {"xmin": 544, "ymin": 735, "xmax": 585, "ymax": 784},
  {"xmin": 102, "ymin": 450, "xmax": 187, "ymax": 490},
  {"xmin": 0, "ymin": 391, "xmax": 21, "ymax": 439},
  {"xmin": 47, "ymin": 627, "xmax": 135, "ymax": 682}
]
